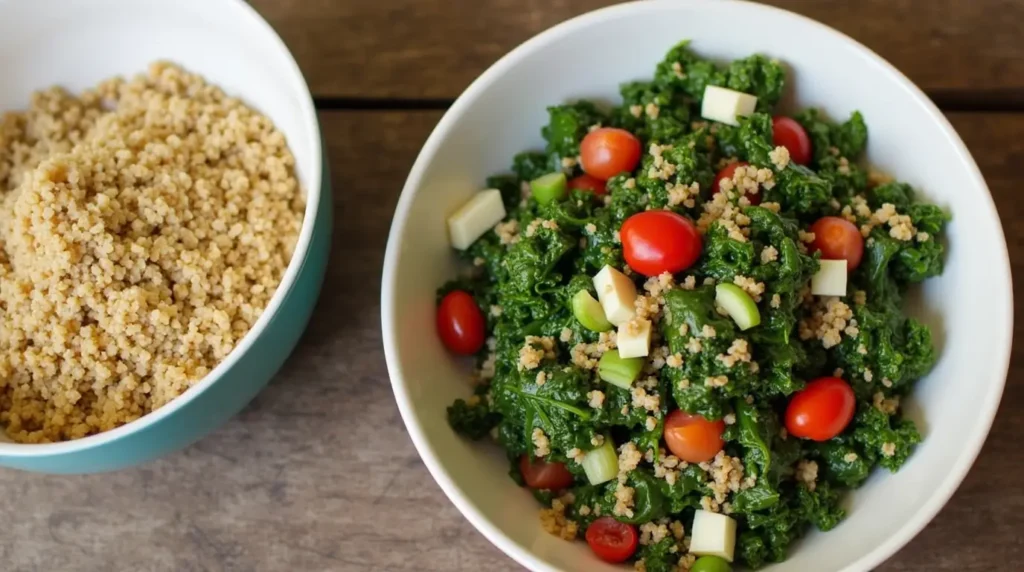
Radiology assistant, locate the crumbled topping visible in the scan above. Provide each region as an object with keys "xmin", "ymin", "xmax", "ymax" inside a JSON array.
[
  {"xmin": 639, "ymin": 522, "xmax": 670, "ymax": 546},
  {"xmin": 705, "ymin": 375, "xmax": 729, "ymax": 388},
  {"xmin": 798, "ymin": 230, "xmax": 816, "ymax": 244},
  {"xmin": 518, "ymin": 336, "xmax": 556, "ymax": 371},
  {"xmin": 584, "ymin": 223, "xmax": 597, "ymax": 234},
  {"xmin": 629, "ymin": 105, "xmax": 643, "ymax": 118},
  {"xmin": 588, "ymin": 390, "xmax": 606, "ymax": 409},
  {"xmin": 770, "ymin": 293, "xmax": 782, "ymax": 309},
  {"xmin": 769, "ymin": 145, "xmax": 791, "ymax": 170},
  {"xmin": 645, "ymin": 103, "xmax": 660, "ymax": 119},
  {"xmin": 723, "ymin": 413, "xmax": 736, "ymax": 425},
  {"xmin": 540, "ymin": 495, "xmax": 579, "ymax": 540},
  {"xmin": 760, "ymin": 245, "xmax": 779, "ymax": 264},
  {"xmin": 645, "ymin": 416, "xmax": 658, "ymax": 431},
  {"xmin": 560, "ymin": 327, "xmax": 574, "ymax": 343},
  {"xmin": 873, "ymin": 391, "xmax": 900, "ymax": 414},
  {"xmin": 686, "ymin": 337, "xmax": 703, "ymax": 354},
  {"xmin": 490, "ymin": 304, "xmax": 503, "ymax": 317},
  {"xmin": 494, "ymin": 219, "xmax": 520, "ymax": 245},
  {"xmin": 733, "ymin": 275, "xmax": 765, "ymax": 302},
  {"xmin": 795, "ymin": 459, "xmax": 819, "ymax": 491},
  {"xmin": 567, "ymin": 447, "xmax": 586, "ymax": 464},
  {"xmin": 631, "ymin": 386, "xmax": 661, "ymax": 412},
  {"xmin": 665, "ymin": 353, "xmax": 684, "ymax": 368},
  {"xmin": 799, "ymin": 297, "xmax": 855, "ymax": 349},
  {"xmin": 671, "ymin": 61, "xmax": 686, "ymax": 78},
  {"xmin": 701, "ymin": 324, "xmax": 717, "ymax": 338},
  {"xmin": 844, "ymin": 452, "xmax": 859, "ymax": 463},
  {"xmin": 717, "ymin": 339, "xmax": 752, "ymax": 368},
  {"xmin": 532, "ymin": 428, "xmax": 551, "ymax": 457},
  {"xmin": 881, "ymin": 442, "xmax": 897, "ymax": 457}
]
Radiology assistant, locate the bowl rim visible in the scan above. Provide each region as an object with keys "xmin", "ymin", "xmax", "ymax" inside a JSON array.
[
  {"xmin": 382, "ymin": 0, "xmax": 1013, "ymax": 570},
  {"xmin": 0, "ymin": 0, "xmax": 324, "ymax": 456}
]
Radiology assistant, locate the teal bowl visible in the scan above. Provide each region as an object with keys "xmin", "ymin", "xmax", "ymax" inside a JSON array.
[{"xmin": 0, "ymin": 0, "xmax": 329, "ymax": 472}]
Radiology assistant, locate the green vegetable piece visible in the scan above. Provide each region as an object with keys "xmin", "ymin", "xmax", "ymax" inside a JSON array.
[
  {"xmin": 571, "ymin": 290, "xmax": 613, "ymax": 332},
  {"xmin": 691, "ymin": 555, "xmax": 732, "ymax": 572},
  {"xmin": 530, "ymin": 172, "xmax": 568, "ymax": 205},
  {"xmin": 715, "ymin": 283, "xmax": 761, "ymax": 330},
  {"xmin": 598, "ymin": 350, "xmax": 644, "ymax": 389},
  {"xmin": 581, "ymin": 439, "xmax": 618, "ymax": 485}
]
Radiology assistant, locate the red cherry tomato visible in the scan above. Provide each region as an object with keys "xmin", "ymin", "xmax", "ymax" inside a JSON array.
[
  {"xmin": 436, "ymin": 290, "xmax": 485, "ymax": 355},
  {"xmin": 711, "ymin": 161, "xmax": 760, "ymax": 205},
  {"xmin": 567, "ymin": 173, "xmax": 608, "ymax": 196},
  {"xmin": 586, "ymin": 517, "xmax": 639, "ymax": 564},
  {"xmin": 772, "ymin": 116, "xmax": 813, "ymax": 166},
  {"xmin": 785, "ymin": 377, "xmax": 856, "ymax": 441},
  {"xmin": 580, "ymin": 127, "xmax": 641, "ymax": 181},
  {"xmin": 810, "ymin": 216, "xmax": 864, "ymax": 271},
  {"xmin": 519, "ymin": 455, "xmax": 575, "ymax": 490},
  {"xmin": 663, "ymin": 410, "xmax": 726, "ymax": 463},
  {"xmin": 620, "ymin": 211, "xmax": 702, "ymax": 277}
]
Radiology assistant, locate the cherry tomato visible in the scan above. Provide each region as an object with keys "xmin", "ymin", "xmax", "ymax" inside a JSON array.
[
  {"xmin": 663, "ymin": 410, "xmax": 726, "ymax": 463},
  {"xmin": 585, "ymin": 517, "xmax": 639, "ymax": 564},
  {"xmin": 567, "ymin": 173, "xmax": 608, "ymax": 196},
  {"xmin": 580, "ymin": 127, "xmax": 641, "ymax": 181},
  {"xmin": 785, "ymin": 377, "xmax": 856, "ymax": 441},
  {"xmin": 436, "ymin": 290, "xmax": 485, "ymax": 355},
  {"xmin": 620, "ymin": 211, "xmax": 702, "ymax": 277},
  {"xmin": 772, "ymin": 116, "xmax": 813, "ymax": 166},
  {"xmin": 810, "ymin": 216, "xmax": 864, "ymax": 271},
  {"xmin": 519, "ymin": 455, "xmax": 575, "ymax": 490},
  {"xmin": 711, "ymin": 161, "xmax": 760, "ymax": 205}
]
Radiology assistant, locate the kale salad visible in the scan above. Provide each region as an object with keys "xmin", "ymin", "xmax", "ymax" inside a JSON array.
[{"xmin": 436, "ymin": 41, "xmax": 948, "ymax": 571}]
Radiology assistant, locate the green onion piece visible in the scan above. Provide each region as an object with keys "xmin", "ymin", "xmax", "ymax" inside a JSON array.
[
  {"xmin": 715, "ymin": 283, "xmax": 761, "ymax": 331},
  {"xmin": 598, "ymin": 349, "xmax": 644, "ymax": 389},
  {"xmin": 571, "ymin": 290, "xmax": 613, "ymax": 332},
  {"xmin": 581, "ymin": 439, "xmax": 618, "ymax": 485},
  {"xmin": 690, "ymin": 555, "xmax": 732, "ymax": 572},
  {"xmin": 530, "ymin": 172, "xmax": 568, "ymax": 205}
]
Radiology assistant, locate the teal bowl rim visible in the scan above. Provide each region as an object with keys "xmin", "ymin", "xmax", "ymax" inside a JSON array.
[{"xmin": 0, "ymin": 0, "xmax": 323, "ymax": 457}]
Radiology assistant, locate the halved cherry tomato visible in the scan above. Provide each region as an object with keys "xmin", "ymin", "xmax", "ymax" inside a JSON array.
[
  {"xmin": 785, "ymin": 377, "xmax": 856, "ymax": 441},
  {"xmin": 436, "ymin": 290, "xmax": 485, "ymax": 355},
  {"xmin": 585, "ymin": 517, "xmax": 639, "ymax": 564},
  {"xmin": 711, "ymin": 161, "xmax": 760, "ymax": 205},
  {"xmin": 580, "ymin": 127, "xmax": 641, "ymax": 181},
  {"xmin": 810, "ymin": 216, "xmax": 864, "ymax": 271},
  {"xmin": 620, "ymin": 211, "xmax": 702, "ymax": 277},
  {"xmin": 568, "ymin": 173, "xmax": 608, "ymax": 196},
  {"xmin": 519, "ymin": 455, "xmax": 575, "ymax": 490},
  {"xmin": 663, "ymin": 410, "xmax": 726, "ymax": 463},
  {"xmin": 772, "ymin": 116, "xmax": 812, "ymax": 166}
]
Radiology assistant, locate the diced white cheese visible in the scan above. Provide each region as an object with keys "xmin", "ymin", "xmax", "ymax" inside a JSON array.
[
  {"xmin": 811, "ymin": 259, "xmax": 848, "ymax": 296},
  {"xmin": 689, "ymin": 510, "xmax": 737, "ymax": 563},
  {"xmin": 701, "ymin": 85, "xmax": 758, "ymax": 126},
  {"xmin": 592, "ymin": 266, "xmax": 637, "ymax": 326},
  {"xmin": 617, "ymin": 319, "xmax": 651, "ymax": 359},
  {"xmin": 447, "ymin": 189, "xmax": 507, "ymax": 250}
]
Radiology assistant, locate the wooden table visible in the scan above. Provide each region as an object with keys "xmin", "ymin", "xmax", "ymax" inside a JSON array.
[{"xmin": 3, "ymin": 2, "xmax": 1022, "ymax": 570}]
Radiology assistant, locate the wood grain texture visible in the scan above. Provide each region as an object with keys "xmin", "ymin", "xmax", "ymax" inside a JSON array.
[
  {"xmin": 0, "ymin": 111, "xmax": 1020, "ymax": 572},
  {"xmin": 248, "ymin": 0, "xmax": 1024, "ymax": 100}
]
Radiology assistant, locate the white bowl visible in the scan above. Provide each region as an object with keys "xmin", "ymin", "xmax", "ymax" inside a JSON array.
[{"xmin": 382, "ymin": 1, "xmax": 1013, "ymax": 570}]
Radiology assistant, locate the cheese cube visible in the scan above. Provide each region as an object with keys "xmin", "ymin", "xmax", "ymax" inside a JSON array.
[
  {"xmin": 447, "ymin": 189, "xmax": 507, "ymax": 250},
  {"xmin": 811, "ymin": 259, "xmax": 848, "ymax": 296},
  {"xmin": 689, "ymin": 510, "xmax": 738, "ymax": 562},
  {"xmin": 701, "ymin": 85, "xmax": 758, "ymax": 126},
  {"xmin": 617, "ymin": 319, "xmax": 651, "ymax": 359},
  {"xmin": 593, "ymin": 266, "xmax": 638, "ymax": 326}
]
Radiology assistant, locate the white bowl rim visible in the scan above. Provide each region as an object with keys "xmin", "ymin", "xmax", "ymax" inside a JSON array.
[
  {"xmin": 381, "ymin": 0, "xmax": 1013, "ymax": 570},
  {"xmin": 0, "ymin": 0, "xmax": 324, "ymax": 456}
]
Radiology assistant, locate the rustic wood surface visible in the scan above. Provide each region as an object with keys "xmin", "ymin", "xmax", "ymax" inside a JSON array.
[
  {"xmin": 248, "ymin": 0, "xmax": 1024, "ymax": 102},
  {"xmin": 0, "ymin": 110, "xmax": 1020, "ymax": 571},
  {"xmin": 2, "ymin": 1, "xmax": 1023, "ymax": 571}
]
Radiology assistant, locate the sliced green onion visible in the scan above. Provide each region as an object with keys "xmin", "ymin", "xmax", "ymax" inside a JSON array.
[
  {"xmin": 715, "ymin": 283, "xmax": 761, "ymax": 331},
  {"xmin": 691, "ymin": 555, "xmax": 733, "ymax": 572},
  {"xmin": 598, "ymin": 349, "xmax": 643, "ymax": 389},
  {"xmin": 530, "ymin": 172, "xmax": 568, "ymax": 205},
  {"xmin": 581, "ymin": 439, "xmax": 618, "ymax": 485},
  {"xmin": 572, "ymin": 290, "xmax": 613, "ymax": 332}
]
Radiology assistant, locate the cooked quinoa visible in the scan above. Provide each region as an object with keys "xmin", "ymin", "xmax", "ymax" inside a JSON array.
[{"xmin": 0, "ymin": 62, "xmax": 304, "ymax": 443}]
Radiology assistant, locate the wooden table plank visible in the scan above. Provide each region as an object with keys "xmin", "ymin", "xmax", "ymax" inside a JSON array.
[
  {"xmin": 0, "ymin": 110, "xmax": 1020, "ymax": 572},
  {"xmin": 249, "ymin": 0, "xmax": 1024, "ymax": 101}
]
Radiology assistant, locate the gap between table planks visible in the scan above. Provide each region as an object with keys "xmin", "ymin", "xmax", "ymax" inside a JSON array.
[
  {"xmin": 248, "ymin": 0, "xmax": 1024, "ymax": 107},
  {"xmin": 0, "ymin": 110, "xmax": 1020, "ymax": 572}
]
